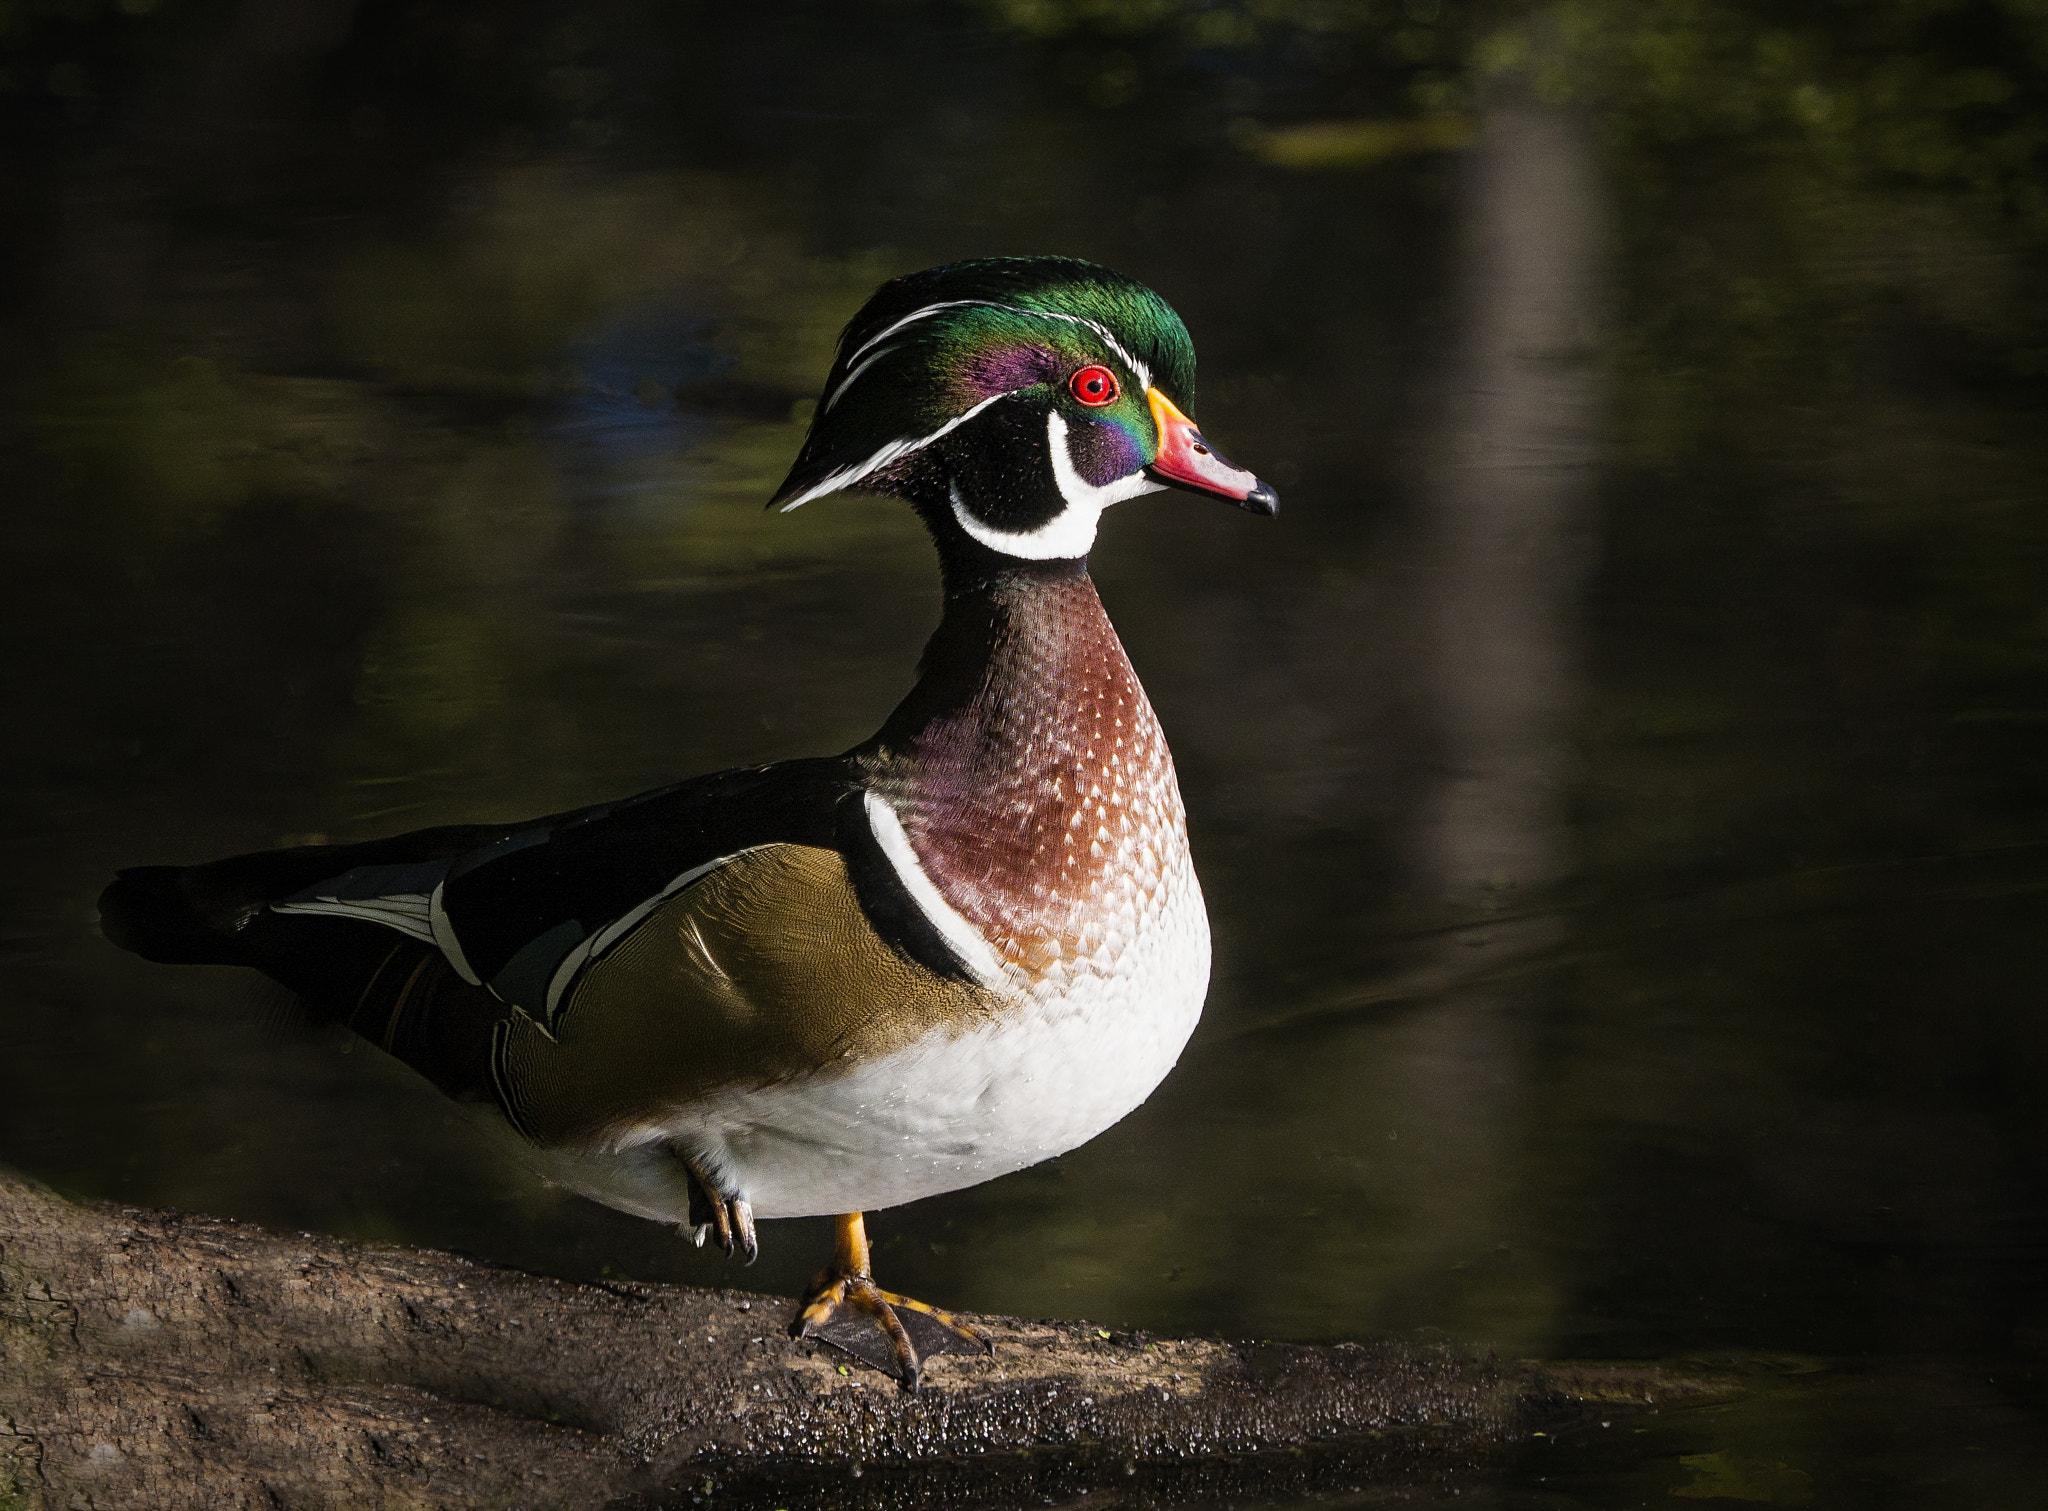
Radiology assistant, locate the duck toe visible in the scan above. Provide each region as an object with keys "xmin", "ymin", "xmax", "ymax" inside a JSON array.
[{"xmin": 795, "ymin": 1274, "xmax": 986, "ymax": 1389}]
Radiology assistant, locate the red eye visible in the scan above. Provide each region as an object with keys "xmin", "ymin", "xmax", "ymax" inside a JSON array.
[{"xmin": 1068, "ymin": 364, "xmax": 1120, "ymax": 407}]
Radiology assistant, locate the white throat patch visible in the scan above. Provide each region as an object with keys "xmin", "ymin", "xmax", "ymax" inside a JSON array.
[{"xmin": 947, "ymin": 410, "xmax": 1165, "ymax": 561}]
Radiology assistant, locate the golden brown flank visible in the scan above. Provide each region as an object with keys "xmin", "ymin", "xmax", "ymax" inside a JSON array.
[{"xmin": 493, "ymin": 844, "xmax": 1002, "ymax": 1148}]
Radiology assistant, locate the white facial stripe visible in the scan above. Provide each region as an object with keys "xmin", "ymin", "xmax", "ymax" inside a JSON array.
[
  {"xmin": 948, "ymin": 476, "xmax": 1099, "ymax": 560},
  {"xmin": 946, "ymin": 410, "xmax": 1164, "ymax": 561},
  {"xmin": 791, "ymin": 292, "xmax": 1162, "ymax": 510},
  {"xmin": 845, "ymin": 299, "xmax": 984, "ymax": 365},
  {"xmin": 863, "ymin": 792, "xmax": 1008, "ymax": 987},
  {"xmin": 777, "ymin": 389, "xmax": 1017, "ymax": 512},
  {"xmin": 819, "ymin": 300, "xmax": 985, "ymax": 413},
  {"xmin": 1062, "ymin": 315, "xmax": 1152, "ymax": 388},
  {"xmin": 824, "ymin": 342, "xmax": 897, "ymax": 412},
  {"xmin": 1045, "ymin": 408, "xmax": 1168, "ymax": 511},
  {"xmin": 820, "ymin": 299, "xmax": 1154, "ymax": 414}
]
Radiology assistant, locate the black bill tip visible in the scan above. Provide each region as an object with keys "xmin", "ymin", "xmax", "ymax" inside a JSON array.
[{"xmin": 1239, "ymin": 479, "xmax": 1280, "ymax": 517}]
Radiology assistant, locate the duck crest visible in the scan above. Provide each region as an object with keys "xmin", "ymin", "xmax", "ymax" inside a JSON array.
[{"xmin": 862, "ymin": 566, "xmax": 1189, "ymax": 986}]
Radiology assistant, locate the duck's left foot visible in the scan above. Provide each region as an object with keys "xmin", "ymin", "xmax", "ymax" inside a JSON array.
[
  {"xmin": 678, "ymin": 1153, "xmax": 757, "ymax": 1264},
  {"xmin": 799, "ymin": 1273, "xmax": 989, "ymax": 1387},
  {"xmin": 794, "ymin": 1212, "xmax": 989, "ymax": 1389}
]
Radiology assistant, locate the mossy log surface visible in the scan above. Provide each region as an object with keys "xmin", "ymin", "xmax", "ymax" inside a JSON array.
[{"xmin": 0, "ymin": 1166, "xmax": 1725, "ymax": 1509}]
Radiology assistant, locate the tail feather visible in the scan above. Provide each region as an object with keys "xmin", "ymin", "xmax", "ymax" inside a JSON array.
[
  {"xmin": 98, "ymin": 866, "xmax": 257, "ymax": 965},
  {"xmin": 100, "ymin": 837, "xmax": 512, "ymax": 1108},
  {"xmin": 97, "ymin": 823, "xmax": 513, "ymax": 966}
]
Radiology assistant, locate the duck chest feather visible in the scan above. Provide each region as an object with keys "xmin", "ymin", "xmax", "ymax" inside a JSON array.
[
  {"xmin": 498, "ymin": 571, "xmax": 1210, "ymax": 1219},
  {"xmin": 865, "ymin": 571, "xmax": 1194, "ymax": 988}
]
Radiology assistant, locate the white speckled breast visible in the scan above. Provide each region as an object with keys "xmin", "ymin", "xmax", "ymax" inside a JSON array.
[{"xmin": 709, "ymin": 573, "xmax": 1210, "ymax": 1216}]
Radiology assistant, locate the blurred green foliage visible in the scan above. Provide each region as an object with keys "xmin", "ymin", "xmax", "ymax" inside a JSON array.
[
  {"xmin": 959, "ymin": 0, "xmax": 2048, "ymax": 821},
  {"xmin": 1504, "ymin": 2, "xmax": 2048, "ymax": 215},
  {"xmin": 981, "ymin": 0, "xmax": 2015, "ymax": 178}
]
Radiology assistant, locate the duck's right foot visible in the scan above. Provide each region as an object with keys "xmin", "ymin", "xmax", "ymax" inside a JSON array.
[{"xmin": 678, "ymin": 1153, "xmax": 757, "ymax": 1264}]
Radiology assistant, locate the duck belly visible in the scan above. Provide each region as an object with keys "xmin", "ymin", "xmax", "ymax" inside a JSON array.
[
  {"xmin": 540, "ymin": 884, "xmax": 1209, "ymax": 1226},
  {"xmin": 710, "ymin": 932, "xmax": 1207, "ymax": 1218}
]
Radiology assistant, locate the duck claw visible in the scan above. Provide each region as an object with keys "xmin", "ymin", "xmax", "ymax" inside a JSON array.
[{"xmin": 678, "ymin": 1152, "xmax": 757, "ymax": 1265}]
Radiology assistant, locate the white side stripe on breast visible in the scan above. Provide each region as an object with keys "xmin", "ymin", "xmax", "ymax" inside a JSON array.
[
  {"xmin": 863, "ymin": 792, "xmax": 1008, "ymax": 987},
  {"xmin": 429, "ymin": 879, "xmax": 483, "ymax": 984}
]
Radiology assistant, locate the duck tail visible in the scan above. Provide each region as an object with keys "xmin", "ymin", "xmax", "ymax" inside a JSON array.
[
  {"xmin": 96, "ymin": 836, "xmax": 437, "ymax": 968},
  {"xmin": 98, "ymin": 864, "xmax": 259, "ymax": 966},
  {"xmin": 99, "ymin": 840, "xmax": 510, "ymax": 1106}
]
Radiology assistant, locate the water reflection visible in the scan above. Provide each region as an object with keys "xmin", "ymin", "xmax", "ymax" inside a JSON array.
[
  {"xmin": 547, "ymin": 303, "xmax": 726, "ymax": 512},
  {"xmin": 1415, "ymin": 95, "xmax": 1603, "ymax": 912},
  {"xmin": 1382, "ymin": 92, "xmax": 1605, "ymax": 1348},
  {"xmin": 4, "ymin": 1, "xmax": 2047, "ymax": 1504}
]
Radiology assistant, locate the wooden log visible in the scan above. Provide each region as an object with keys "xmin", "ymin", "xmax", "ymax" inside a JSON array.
[{"xmin": 0, "ymin": 1166, "xmax": 1727, "ymax": 1509}]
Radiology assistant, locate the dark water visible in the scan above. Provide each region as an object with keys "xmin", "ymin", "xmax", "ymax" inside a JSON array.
[{"xmin": 4, "ymin": 2, "xmax": 2047, "ymax": 1504}]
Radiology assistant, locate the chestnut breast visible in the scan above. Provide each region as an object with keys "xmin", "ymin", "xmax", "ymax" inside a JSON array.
[{"xmin": 868, "ymin": 573, "xmax": 1188, "ymax": 982}]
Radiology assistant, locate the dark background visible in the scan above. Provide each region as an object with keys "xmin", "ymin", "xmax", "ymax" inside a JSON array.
[{"xmin": 4, "ymin": 2, "xmax": 2047, "ymax": 1503}]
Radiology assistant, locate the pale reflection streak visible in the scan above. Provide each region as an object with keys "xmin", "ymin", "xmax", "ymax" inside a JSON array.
[
  {"xmin": 1411, "ymin": 94, "xmax": 1604, "ymax": 1343},
  {"xmin": 1418, "ymin": 96, "xmax": 1605, "ymax": 915},
  {"xmin": 1331, "ymin": 97, "xmax": 1607, "ymax": 1349}
]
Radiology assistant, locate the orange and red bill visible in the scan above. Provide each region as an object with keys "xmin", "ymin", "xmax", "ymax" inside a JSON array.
[{"xmin": 1144, "ymin": 388, "xmax": 1279, "ymax": 516}]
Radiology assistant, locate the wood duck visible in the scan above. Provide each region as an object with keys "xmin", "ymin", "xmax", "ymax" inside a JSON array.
[{"xmin": 98, "ymin": 255, "xmax": 1277, "ymax": 1387}]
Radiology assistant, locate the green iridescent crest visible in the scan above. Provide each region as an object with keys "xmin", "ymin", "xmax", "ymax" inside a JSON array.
[{"xmin": 771, "ymin": 257, "xmax": 1198, "ymax": 512}]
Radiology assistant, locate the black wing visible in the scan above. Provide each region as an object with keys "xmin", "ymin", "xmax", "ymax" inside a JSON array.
[{"xmin": 102, "ymin": 754, "xmax": 979, "ymax": 1110}]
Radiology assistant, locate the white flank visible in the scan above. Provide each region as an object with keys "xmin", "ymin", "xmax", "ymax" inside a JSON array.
[
  {"xmin": 946, "ymin": 410, "xmax": 1164, "ymax": 561},
  {"xmin": 526, "ymin": 803, "xmax": 1213, "ymax": 1222},
  {"xmin": 862, "ymin": 791, "xmax": 1008, "ymax": 986}
]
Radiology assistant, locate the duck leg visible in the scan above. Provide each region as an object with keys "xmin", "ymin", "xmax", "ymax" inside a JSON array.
[
  {"xmin": 677, "ymin": 1153, "xmax": 758, "ymax": 1265},
  {"xmin": 794, "ymin": 1211, "xmax": 989, "ymax": 1389}
]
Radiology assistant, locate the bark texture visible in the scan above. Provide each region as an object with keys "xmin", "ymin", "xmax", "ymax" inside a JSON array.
[{"xmin": 0, "ymin": 1167, "xmax": 1726, "ymax": 1509}]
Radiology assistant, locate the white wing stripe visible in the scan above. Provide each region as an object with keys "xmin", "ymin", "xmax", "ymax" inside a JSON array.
[
  {"xmin": 273, "ymin": 893, "xmax": 437, "ymax": 947},
  {"xmin": 542, "ymin": 849, "xmax": 760, "ymax": 1019}
]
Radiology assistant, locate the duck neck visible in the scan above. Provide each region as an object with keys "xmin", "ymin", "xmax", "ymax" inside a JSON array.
[{"xmin": 859, "ymin": 556, "xmax": 1186, "ymax": 976}]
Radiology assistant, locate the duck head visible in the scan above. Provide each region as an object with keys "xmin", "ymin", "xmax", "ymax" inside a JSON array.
[{"xmin": 769, "ymin": 256, "xmax": 1277, "ymax": 564}]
